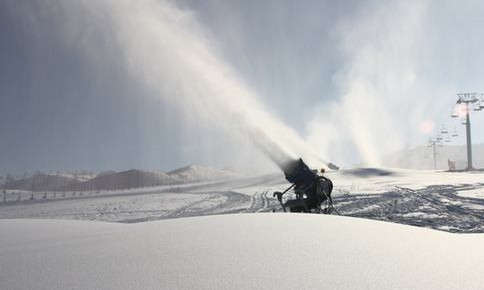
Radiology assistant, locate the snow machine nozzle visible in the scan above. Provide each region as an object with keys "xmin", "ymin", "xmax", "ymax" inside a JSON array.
[
  {"xmin": 281, "ymin": 158, "xmax": 317, "ymax": 186},
  {"xmin": 274, "ymin": 158, "xmax": 336, "ymax": 214}
]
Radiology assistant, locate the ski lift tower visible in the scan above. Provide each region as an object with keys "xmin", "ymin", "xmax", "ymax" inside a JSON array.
[
  {"xmin": 456, "ymin": 93, "xmax": 480, "ymax": 170},
  {"xmin": 428, "ymin": 137, "xmax": 442, "ymax": 170}
]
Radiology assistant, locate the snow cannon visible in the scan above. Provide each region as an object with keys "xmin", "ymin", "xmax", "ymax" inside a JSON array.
[{"xmin": 274, "ymin": 158, "xmax": 335, "ymax": 214}]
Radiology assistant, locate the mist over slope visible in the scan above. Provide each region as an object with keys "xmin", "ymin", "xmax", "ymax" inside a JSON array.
[
  {"xmin": 168, "ymin": 164, "xmax": 243, "ymax": 182},
  {"xmin": 382, "ymin": 143, "xmax": 484, "ymax": 170}
]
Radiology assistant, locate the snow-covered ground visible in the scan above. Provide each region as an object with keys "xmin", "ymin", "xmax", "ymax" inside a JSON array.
[
  {"xmin": 1, "ymin": 168, "xmax": 483, "ymax": 232},
  {"xmin": 1, "ymin": 214, "xmax": 483, "ymax": 290},
  {"xmin": 1, "ymin": 168, "xmax": 484, "ymax": 290}
]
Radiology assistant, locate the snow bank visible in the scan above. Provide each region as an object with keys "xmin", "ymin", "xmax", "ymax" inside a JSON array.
[{"xmin": 1, "ymin": 214, "xmax": 482, "ymax": 290}]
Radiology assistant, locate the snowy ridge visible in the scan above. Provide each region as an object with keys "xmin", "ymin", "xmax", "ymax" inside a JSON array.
[
  {"xmin": 2, "ymin": 165, "xmax": 243, "ymax": 191},
  {"xmin": 167, "ymin": 164, "xmax": 243, "ymax": 183},
  {"xmin": 72, "ymin": 169, "xmax": 178, "ymax": 190},
  {"xmin": 7, "ymin": 174, "xmax": 79, "ymax": 191},
  {"xmin": 58, "ymin": 171, "xmax": 98, "ymax": 182}
]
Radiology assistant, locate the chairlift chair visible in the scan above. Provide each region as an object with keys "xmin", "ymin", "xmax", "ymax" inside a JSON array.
[
  {"xmin": 440, "ymin": 125, "xmax": 448, "ymax": 134},
  {"xmin": 451, "ymin": 128, "xmax": 459, "ymax": 137}
]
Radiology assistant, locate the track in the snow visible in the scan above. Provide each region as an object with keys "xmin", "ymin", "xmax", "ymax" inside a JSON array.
[
  {"xmin": 169, "ymin": 191, "xmax": 250, "ymax": 218},
  {"xmin": 3, "ymin": 178, "xmax": 483, "ymax": 233},
  {"xmin": 120, "ymin": 190, "xmax": 279, "ymax": 222},
  {"xmin": 119, "ymin": 191, "xmax": 251, "ymax": 223},
  {"xmin": 245, "ymin": 190, "xmax": 279, "ymax": 213},
  {"xmin": 333, "ymin": 184, "xmax": 484, "ymax": 233}
]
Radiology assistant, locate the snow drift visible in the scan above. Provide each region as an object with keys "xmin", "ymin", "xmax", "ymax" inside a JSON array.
[{"xmin": 1, "ymin": 214, "xmax": 482, "ymax": 290}]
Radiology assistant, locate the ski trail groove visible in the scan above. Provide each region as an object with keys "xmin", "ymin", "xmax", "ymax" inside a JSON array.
[
  {"xmin": 246, "ymin": 190, "xmax": 277, "ymax": 213},
  {"xmin": 334, "ymin": 184, "xmax": 484, "ymax": 233},
  {"xmin": 165, "ymin": 191, "xmax": 251, "ymax": 219}
]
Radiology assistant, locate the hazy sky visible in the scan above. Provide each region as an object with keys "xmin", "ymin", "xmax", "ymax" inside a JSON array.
[{"xmin": 1, "ymin": 0, "xmax": 484, "ymax": 174}]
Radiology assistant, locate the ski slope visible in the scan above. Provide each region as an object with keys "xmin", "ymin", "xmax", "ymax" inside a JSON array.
[
  {"xmin": 1, "ymin": 169, "xmax": 483, "ymax": 290},
  {"xmin": 1, "ymin": 214, "xmax": 483, "ymax": 290},
  {"xmin": 1, "ymin": 168, "xmax": 483, "ymax": 232}
]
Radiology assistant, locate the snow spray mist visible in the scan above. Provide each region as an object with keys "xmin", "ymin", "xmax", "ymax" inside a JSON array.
[{"xmin": 55, "ymin": 0, "xmax": 332, "ymax": 171}]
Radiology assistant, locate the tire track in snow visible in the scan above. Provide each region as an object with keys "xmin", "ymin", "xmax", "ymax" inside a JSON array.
[
  {"xmin": 333, "ymin": 185, "xmax": 484, "ymax": 233},
  {"xmin": 246, "ymin": 190, "xmax": 277, "ymax": 213},
  {"xmin": 164, "ymin": 191, "xmax": 251, "ymax": 219}
]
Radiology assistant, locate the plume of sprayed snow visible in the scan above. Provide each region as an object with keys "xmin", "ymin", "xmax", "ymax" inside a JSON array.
[
  {"xmin": 51, "ymin": 0, "xmax": 333, "ymax": 170},
  {"xmin": 306, "ymin": 0, "xmax": 436, "ymax": 167}
]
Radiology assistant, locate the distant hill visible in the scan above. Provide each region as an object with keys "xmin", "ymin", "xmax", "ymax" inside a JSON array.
[
  {"xmin": 382, "ymin": 143, "xmax": 484, "ymax": 170},
  {"xmin": 72, "ymin": 170, "xmax": 178, "ymax": 191},
  {"xmin": 58, "ymin": 171, "xmax": 98, "ymax": 182},
  {"xmin": 7, "ymin": 173, "xmax": 79, "ymax": 191},
  {"xmin": 3, "ymin": 165, "xmax": 243, "ymax": 191},
  {"xmin": 75, "ymin": 166, "xmax": 243, "ymax": 190},
  {"xmin": 168, "ymin": 164, "xmax": 243, "ymax": 183}
]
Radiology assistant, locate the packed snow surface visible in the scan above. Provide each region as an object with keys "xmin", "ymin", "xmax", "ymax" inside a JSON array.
[
  {"xmin": 0, "ymin": 214, "xmax": 483, "ymax": 290},
  {"xmin": 1, "ymin": 168, "xmax": 483, "ymax": 232}
]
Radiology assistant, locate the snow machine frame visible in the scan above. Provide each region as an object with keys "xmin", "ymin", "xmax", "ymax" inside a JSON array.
[{"xmin": 273, "ymin": 158, "xmax": 336, "ymax": 214}]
